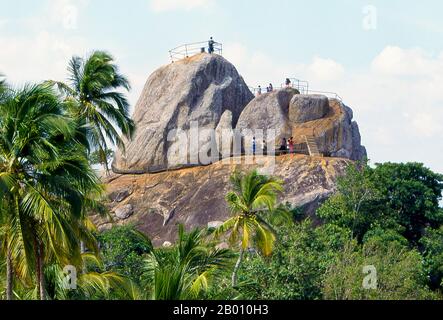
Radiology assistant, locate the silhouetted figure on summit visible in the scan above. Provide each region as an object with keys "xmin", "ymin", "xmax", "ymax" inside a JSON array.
[
  {"xmin": 208, "ymin": 37, "xmax": 215, "ymax": 54},
  {"xmin": 285, "ymin": 78, "xmax": 291, "ymax": 87}
]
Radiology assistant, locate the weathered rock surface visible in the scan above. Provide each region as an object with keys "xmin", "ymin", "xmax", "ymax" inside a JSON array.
[
  {"xmin": 114, "ymin": 204, "xmax": 134, "ymax": 220},
  {"xmin": 289, "ymin": 94, "xmax": 329, "ymax": 123},
  {"xmin": 291, "ymin": 98, "xmax": 367, "ymax": 160},
  {"xmin": 236, "ymin": 88, "xmax": 299, "ymax": 144},
  {"xmin": 112, "ymin": 53, "xmax": 254, "ymax": 174},
  {"xmin": 215, "ymin": 110, "xmax": 233, "ymax": 155},
  {"xmin": 98, "ymin": 155, "xmax": 351, "ymax": 246}
]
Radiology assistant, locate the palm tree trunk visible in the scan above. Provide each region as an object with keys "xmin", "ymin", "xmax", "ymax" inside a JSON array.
[
  {"xmin": 35, "ymin": 241, "xmax": 46, "ymax": 300},
  {"xmin": 80, "ymin": 241, "xmax": 87, "ymax": 274},
  {"xmin": 80, "ymin": 241, "xmax": 86, "ymax": 254},
  {"xmin": 231, "ymin": 248, "xmax": 244, "ymax": 287},
  {"xmin": 6, "ymin": 244, "xmax": 13, "ymax": 300}
]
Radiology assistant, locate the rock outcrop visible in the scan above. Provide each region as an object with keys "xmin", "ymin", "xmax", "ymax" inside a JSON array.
[
  {"xmin": 102, "ymin": 52, "xmax": 369, "ymax": 245},
  {"xmin": 112, "ymin": 53, "xmax": 254, "ymax": 174},
  {"xmin": 291, "ymin": 98, "xmax": 367, "ymax": 160},
  {"xmin": 100, "ymin": 155, "xmax": 351, "ymax": 246},
  {"xmin": 289, "ymin": 94, "xmax": 329, "ymax": 123},
  {"xmin": 236, "ymin": 90, "xmax": 367, "ymax": 161},
  {"xmin": 236, "ymin": 88, "xmax": 299, "ymax": 145}
]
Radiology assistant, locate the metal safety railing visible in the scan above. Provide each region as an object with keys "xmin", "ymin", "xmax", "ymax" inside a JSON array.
[
  {"xmin": 249, "ymin": 77, "xmax": 343, "ymax": 101},
  {"xmin": 169, "ymin": 41, "xmax": 223, "ymax": 62},
  {"xmin": 306, "ymin": 90, "xmax": 343, "ymax": 101},
  {"xmin": 285, "ymin": 78, "xmax": 310, "ymax": 94}
]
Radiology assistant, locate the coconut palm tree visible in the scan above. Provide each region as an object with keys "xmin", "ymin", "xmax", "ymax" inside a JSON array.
[
  {"xmin": 143, "ymin": 225, "xmax": 234, "ymax": 300},
  {"xmin": 215, "ymin": 170, "xmax": 288, "ymax": 287},
  {"xmin": 48, "ymin": 51, "xmax": 135, "ymax": 172},
  {"xmin": 43, "ymin": 253, "xmax": 138, "ymax": 300},
  {"xmin": 0, "ymin": 83, "xmax": 103, "ymax": 300}
]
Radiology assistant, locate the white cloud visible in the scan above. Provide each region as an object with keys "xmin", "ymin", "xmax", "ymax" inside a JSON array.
[
  {"xmin": 0, "ymin": 31, "xmax": 88, "ymax": 84},
  {"xmin": 411, "ymin": 113, "xmax": 443, "ymax": 138},
  {"xmin": 307, "ymin": 56, "xmax": 345, "ymax": 82},
  {"xmin": 0, "ymin": 0, "xmax": 90, "ymax": 84},
  {"xmin": 0, "ymin": 19, "xmax": 9, "ymax": 28},
  {"xmin": 149, "ymin": 0, "xmax": 215, "ymax": 12},
  {"xmin": 338, "ymin": 47, "xmax": 443, "ymax": 172},
  {"xmin": 371, "ymin": 46, "xmax": 443, "ymax": 77},
  {"xmin": 224, "ymin": 42, "xmax": 345, "ymax": 90}
]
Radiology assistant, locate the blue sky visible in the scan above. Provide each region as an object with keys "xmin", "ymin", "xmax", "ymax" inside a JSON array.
[{"xmin": 1, "ymin": 0, "xmax": 442, "ymax": 175}]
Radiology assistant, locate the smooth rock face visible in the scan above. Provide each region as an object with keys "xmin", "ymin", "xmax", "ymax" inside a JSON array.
[
  {"xmin": 236, "ymin": 88, "xmax": 299, "ymax": 144},
  {"xmin": 215, "ymin": 110, "xmax": 233, "ymax": 156},
  {"xmin": 114, "ymin": 204, "xmax": 134, "ymax": 220},
  {"xmin": 98, "ymin": 155, "xmax": 350, "ymax": 246},
  {"xmin": 112, "ymin": 53, "xmax": 254, "ymax": 174},
  {"xmin": 289, "ymin": 94, "xmax": 329, "ymax": 123}
]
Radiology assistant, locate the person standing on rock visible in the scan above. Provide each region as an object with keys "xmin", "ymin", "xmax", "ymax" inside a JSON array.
[
  {"xmin": 262, "ymin": 139, "xmax": 267, "ymax": 154},
  {"xmin": 285, "ymin": 78, "xmax": 291, "ymax": 87},
  {"xmin": 280, "ymin": 138, "xmax": 287, "ymax": 153},
  {"xmin": 288, "ymin": 137, "xmax": 295, "ymax": 154},
  {"xmin": 208, "ymin": 37, "xmax": 215, "ymax": 54},
  {"xmin": 257, "ymin": 86, "xmax": 262, "ymax": 96},
  {"xmin": 269, "ymin": 83, "xmax": 274, "ymax": 92}
]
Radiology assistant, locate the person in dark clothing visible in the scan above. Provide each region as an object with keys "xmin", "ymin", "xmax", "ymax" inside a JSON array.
[
  {"xmin": 269, "ymin": 83, "xmax": 274, "ymax": 92},
  {"xmin": 285, "ymin": 78, "xmax": 291, "ymax": 87},
  {"xmin": 208, "ymin": 37, "xmax": 215, "ymax": 54},
  {"xmin": 279, "ymin": 138, "xmax": 287, "ymax": 152}
]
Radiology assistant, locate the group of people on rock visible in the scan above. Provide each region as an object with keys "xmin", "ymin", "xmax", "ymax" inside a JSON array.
[
  {"xmin": 256, "ymin": 79, "xmax": 292, "ymax": 96},
  {"xmin": 256, "ymin": 83, "xmax": 275, "ymax": 96},
  {"xmin": 252, "ymin": 137, "xmax": 267, "ymax": 155},
  {"xmin": 250, "ymin": 136, "xmax": 295, "ymax": 155},
  {"xmin": 280, "ymin": 137, "xmax": 295, "ymax": 154}
]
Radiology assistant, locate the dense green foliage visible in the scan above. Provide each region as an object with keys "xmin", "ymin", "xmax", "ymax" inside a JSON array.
[
  {"xmin": 236, "ymin": 222, "xmax": 349, "ymax": 300},
  {"xmin": 142, "ymin": 225, "xmax": 234, "ymax": 300},
  {"xmin": 97, "ymin": 225, "xmax": 153, "ymax": 283},
  {"xmin": 322, "ymin": 239, "xmax": 437, "ymax": 300},
  {"xmin": 0, "ymin": 56, "xmax": 135, "ymax": 300},
  {"xmin": 318, "ymin": 162, "xmax": 443, "ymax": 244},
  {"xmin": 208, "ymin": 163, "xmax": 443, "ymax": 300},
  {"xmin": 420, "ymin": 226, "xmax": 443, "ymax": 289}
]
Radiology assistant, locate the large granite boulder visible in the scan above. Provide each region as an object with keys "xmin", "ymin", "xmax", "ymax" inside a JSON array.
[
  {"xmin": 289, "ymin": 94, "xmax": 329, "ymax": 123},
  {"xmin": 236, "ymin": 88, "xmax": 299, "ymax": 145},
  {"xmin": 112, "ymin": 53, "xmax": 254, "ymax": 174}
]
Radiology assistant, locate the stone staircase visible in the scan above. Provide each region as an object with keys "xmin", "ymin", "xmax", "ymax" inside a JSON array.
[{"xmin": 304, "ymin": 135, "xmax": 322, "ymax": 157}]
